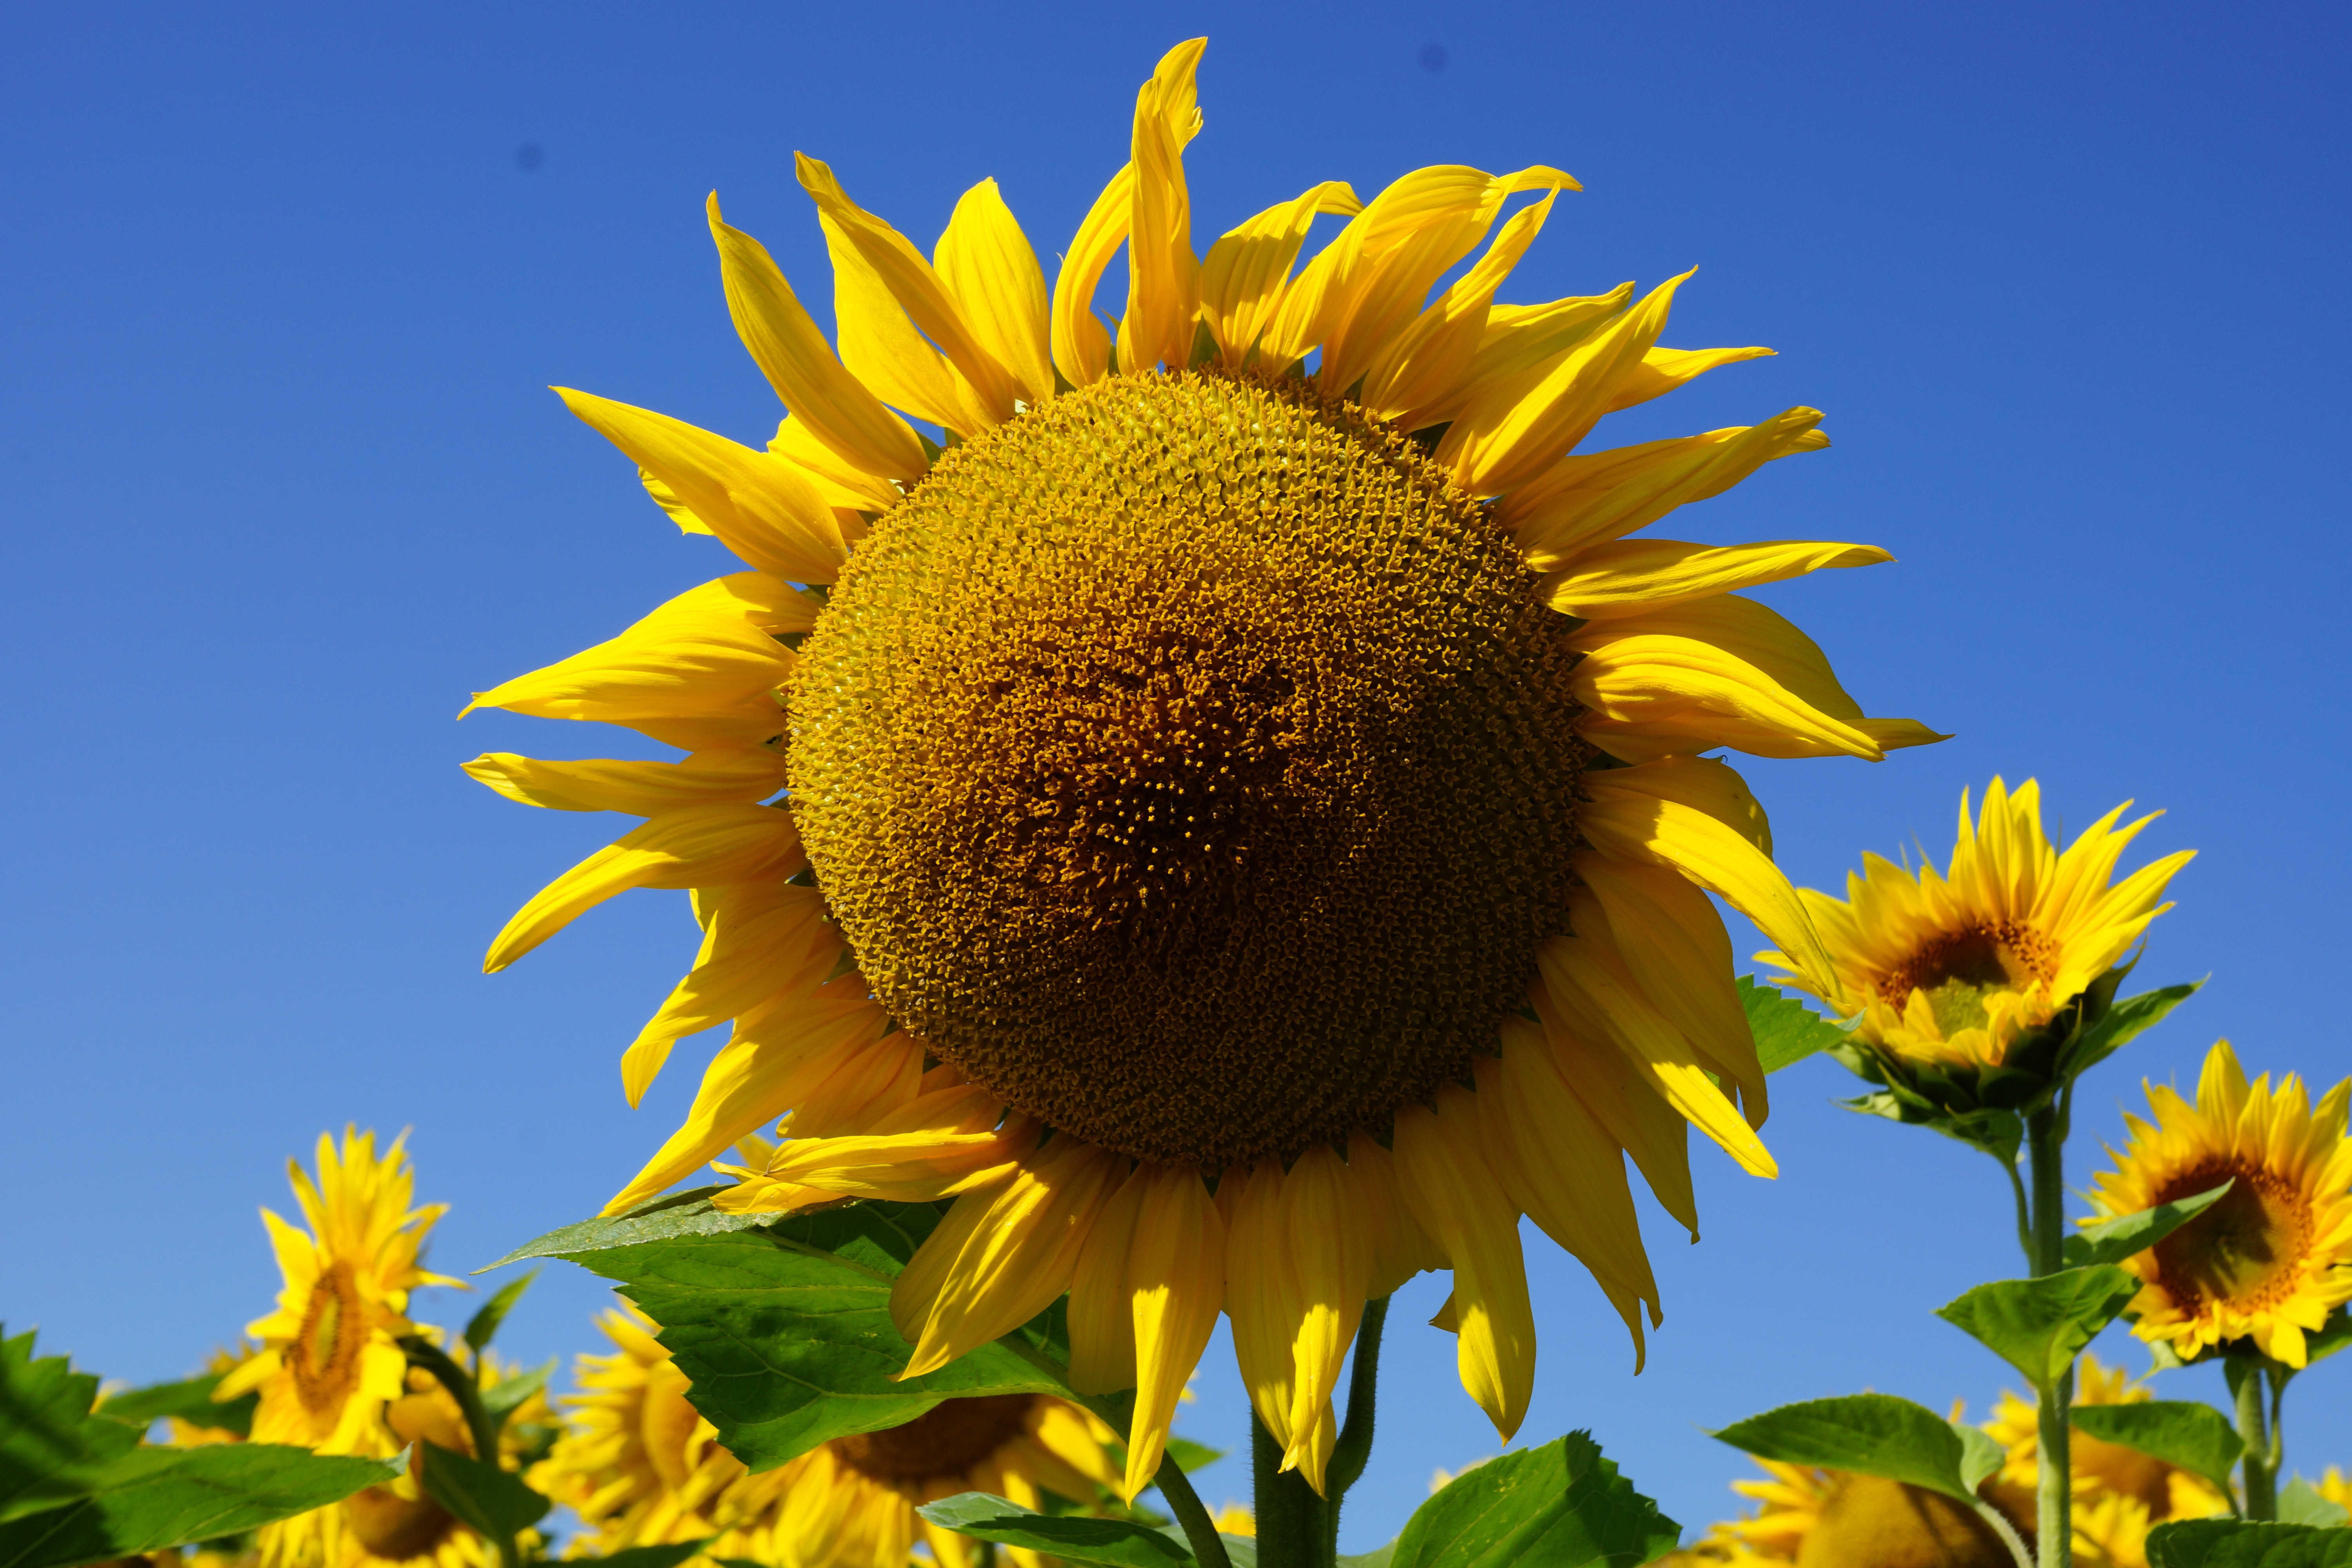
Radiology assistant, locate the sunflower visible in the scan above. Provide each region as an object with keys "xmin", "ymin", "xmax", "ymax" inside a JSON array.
[
  {"xmin": 1660, "ymin": 1454, "xmax": 2022, "ymax": 1567},
  {"xmin": 1762, "ymin": 778, "xmax": 2193, "ymax": 1070},
  {"xmin": 2085, "ymin": 1039, "xmax": 2352, "ymax": 1367},
  {"xmin": 1982, "ymin": 1353, "xmax": 2227, "ymax": 1567},
  {"xmin": 2317, "ymin": 1468, "xmax": 2352, "ymax": 1510},
  {"xmin": 217, "ymin": 1130, "xmax": 454, "ymax": 1459},
  {"xmin": 533, "ymin": 1303, "xmax": 795, "ymax": 1561},
  {"xmin": 465, "ymin": 38, "xmax": 1937, "ymax": 1492}
]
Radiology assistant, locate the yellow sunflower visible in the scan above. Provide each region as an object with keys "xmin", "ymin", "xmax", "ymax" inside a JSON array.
[
  {"xmin": 2086, "ymin": 1039, "xmax": 2352, "ymax": 1367},
  {"xmin": 2316, "ymin": 1467, "xmax": 2351, "ymax": 1510},
  {"xmin": 1982, "ymin": 1353, "xmax": 2228, "ymax": 1567},
  {"xmin": 465, "ymin": 38, "xmax": 1938, "ymax": 1493},
  {"xmin": 1763, "ymin": 778, "xmax": 2193, "ymax": 1070},
  {"xmin": 217, "ymin": 1129, "xmax": 454, "ymax": 1458},
  {"xmin": 1662, "ymin": 1454, "xmax": 2022, "ymax": 1567},
  {"xmin": 533, "ymin": 1303, "xmax": 794, "ymax": 1561}
]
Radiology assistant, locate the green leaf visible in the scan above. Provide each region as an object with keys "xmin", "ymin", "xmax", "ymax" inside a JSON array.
[
  {"xmin": 1711, "ymin": 1394, "xmax": 1980, "ymax": 1505},
  {"xmin": 2068, "ymin": 1402, "xmax": 2244, "ymax": 1497},
  {"xmin": 93, "ymin": 1374, "xmax": 254, "ymax": 1441},
  {"xmin": 1953, "ymin": 1422, "xmax": 2007, "ymax": 1497},
  {"xmin": 465, "ymin": 1270, "xmax": 538, "ymax": 1352},
  {"xmin": 2279, "ymin": 1479, "xmax": 2351, "ymax": 1530},
  {"xmin": 481, "ymin": 1362, "xmax": 554, "ymax": 1427},
  {"xmin": 1738, "ymin": 978, "xmax": 1851, "ymax": 1073},
  {"xmin": 1385, "ymin": 1432, "xmax": 1680, "ymax": 1568},
  {"xmin": 481, "ymin": 1187, "xmax": 778, "ymax": 1270},
  {"xmin": 2065, "ymin": 1181, "xmax": 2236, "ymax": 1270},
  {"xmin": 416, "ymin": 1440, "xmax": 549, "ymax": 1542},
  {"xmin": 0, "ymin": 1445, "xmax": 401, "ymax": 1568},
  {"xmin": 1161, "ymin": 1438, "xmax": 1224, "ymax": 1475},
  {"xmin": 1337, "ymin": 1546, "xmax": 1396, "ymax": 1568},
  {"xmin": 2064, "ymin": 982, "xmax": 2201, "ymax": 1081},
  {"xmin": 1935, "ymin": 1266, "xmax": 2142, "ymax": 1388},
  {"xmin": 2146, "ymin": 1520, "xmax": 2352, "ymax": 1567},
  {"xmin": 0, "ymin": 1329, "xmax": 142, "ymax": 1524},
  {"xmin": 915, "ymin": 1494, "xmax": 1195, "ymax": 1567},
  {"xmin": 2304, "ymin": 1308, "xmax": 2351, "ymax": 1368},
  {"xmin": 557, "ymin": 1202, "xmax": 1092, "ymax": 1469},
  {"xmin": 1838, "ymin": 1093, "xmax": 2024, "ymax": 1168},
  {"xmin": 575, "ymin": 1542, "xmax": 714, "ymax": 1568}
]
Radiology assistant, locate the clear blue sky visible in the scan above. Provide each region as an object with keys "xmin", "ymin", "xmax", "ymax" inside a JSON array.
[{"xmin": 4, "ymin": 0, "xmax": 2347, "ymax": 1551}]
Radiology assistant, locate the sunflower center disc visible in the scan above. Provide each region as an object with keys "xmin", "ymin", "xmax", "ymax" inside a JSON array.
[
  {"xmin": 831, "ymin": 1393, "xmax": 1038, "ymax": 1483},
  {"xmin": 789, "ymin": 371, "xmax": 1589, "ymax": 1168}
]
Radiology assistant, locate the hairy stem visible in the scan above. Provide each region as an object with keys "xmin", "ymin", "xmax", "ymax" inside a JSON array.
[
  {"xmin": 2026, "ymin": 1107, "xmax": 2073, "ymax": 1568},
  {"xmin": 1253, "ymin": 1408, "xmax": 1330, "ymax": 1568},
  {"xmin": 1155, "ymin": 1445, "xmax": 1234, "ymax": 1568},
  {"xmin": 2229, "ymin": 1355, "xmax": 2278, "ymax": 1520},
  {"xmin": 1323, "ymin": 1297, "xmax": 1390, "ymax": 1560}
]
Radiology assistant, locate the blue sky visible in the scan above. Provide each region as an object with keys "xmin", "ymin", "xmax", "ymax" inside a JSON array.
[{"xmin": 4, "ymin": 0, "xmax": 2348, "ymax": 1551}]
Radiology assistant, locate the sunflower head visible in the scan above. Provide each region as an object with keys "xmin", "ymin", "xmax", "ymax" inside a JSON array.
[
  {"xmin": 216, "ymin": 1129, "xmax": 454, "ymax": 1458},
  {"xmin": 1670, "ymin": 1456, "xmax": 2026, "ymax": 1568},
  {"xmin": 2088, "ymin": 1039, "xmax": 2352, "ymax": 1367},
  {"xmin": 1767, "ymin": 777, "xmax": 2192, "ymax": 1075}
]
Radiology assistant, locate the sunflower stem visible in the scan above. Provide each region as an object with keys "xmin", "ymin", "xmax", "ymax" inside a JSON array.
[
  {"xmin": 1154, "ymin": 1445, "xmax": 1233, "ymax": 1568},
  {"xmin": 1323, "ymin": 1296, "xmax": 1390, "ymax": 1560},
  {"xmin": 2227, "ymin": 1353, "xmax": 2279, "ymax": 1520},
  {"xmin": 399, "ymin": 1335, "xmax": 523, "ymax": 1568},
  {"xmin": 1252, "ymin": 1409, "xmax": 1330, "ymax": 1568},
  {"xmin": 2025, "ymin": 1106, "xmax": 2073, "ymax": 1568}
]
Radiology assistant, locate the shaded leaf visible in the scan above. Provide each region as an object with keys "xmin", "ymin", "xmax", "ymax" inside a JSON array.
[
  {"xmin": 1161, "ymin": 1438, "xmax": 1224, "ymax": 1475},
  {"xmin": 0, "ymin": 1330, "xmax": 141, "ymax": 1524},
  {"xmin": 578, "ymin": 1543, "xmax": 714, "ymax": 1568},
  {"xmin": 92, "ymin": 1374, "xmax": 254, "ymax": 1442},
  {"xmin": 1954, "ymin": 1422, "xmax": 2007, "ymax": 1497},
  {"xmin": 2065, "ymin": 1182, "xmax": 2235, "ymax": 1270},
  {"xmin": 481, "ymin": 1363, "xmax": 554, "ymax": 1427},
  {"xmin": 1737, "ymin": 978, "xmax": 1849, "ymax": 1074},
  {"xmin": 2065, "ymin": 982, "xmax": 2201, "ymax": 1082},
  {"xmin": 482, "ymin": 1187, "xmax": 777, "ymax": 1270},
  {"xmin": 417, "ymin": 1440, "xmax": 548, "ymax": 1541},
  {"xmin": 1711, "ymin": 1395, "xmax": 1977, "ymax": 1505},
  {"xmin": 916, "ymin": 1493, "xmax": 1194, "ymax": 1567},
  {"xmin": 1338, "ymin": 1545, "xmax": 1396, "ymax": 1568},
  {"xmin": 465, "ymin": 1270, "xmax": 538, "ymax": 1352},
  {"xmin": 1936, "ymin": 1267, "xmax": 2142, "ymax": 1388},
  {"xmin": 2305, "ymin": 1308, "xmax": 2352, "ymax": 1368},
  {"xmin": 0, "ymin": 1445, "xmax": 399, "ymax": 1568},
  {"xmin": 2279, "ymin": 1479, "xmax": 2351, "ymax": 1530},
  {"xmin": 2069, "ymin": 1403, "xmax": 2244, "ymax": 1498},
  {"xmin": 1386, "ymin": 1432, "xmax": 1679, "ymax": 1568},
  {"xmin": 2146, "ymin": 1519, "xmax": 2352, "ymax": 1567}
]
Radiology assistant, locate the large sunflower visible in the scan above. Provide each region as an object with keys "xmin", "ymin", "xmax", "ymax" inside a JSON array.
[
  {"xmin": 1763, "ymin": 778, "xmax": 2193, "ymax": 1069},
  {"xmin": 465, "ymin": 38, "xmax": 1936, "ymax": 1491},
  {"xmin": 217, "ymin": 1129, "xmax": 453, "ymax": 1458},
  {"xmin": 2086, "ymin": 1039, "xmax": 2352, "ymax": 1367}
]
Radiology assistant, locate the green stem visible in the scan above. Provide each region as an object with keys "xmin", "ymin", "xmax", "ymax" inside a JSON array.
[
  {"xmin": 2004, "ymin": 1156, "xmax": 2034, "ymax": 1268},
  {"xmin": 400, "ymin": 1337, "xmax": 520, "ymax": 1568},
  {"xmin": 2229, "ymin": 1355, "xmax": 2278, "ymax": 1520},
  {"xmin": 1253, "ymin": 1409, "xmax": 1329, "ymax": 1568},
  {"xmin": 1323, "ymin": 1298, "xmax": 1390, "ymax": 1561},
  {"xmin": 2025, "ymin": 1107, "xmax": 2072, "ymax": 1568},
  {"xmin": 1154, "ymin": 1445, "xmax": 1233, "ymax": 1568}
]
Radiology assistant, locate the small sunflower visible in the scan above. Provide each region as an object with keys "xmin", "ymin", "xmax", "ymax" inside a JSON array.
[
  {"xmin": 533, "ymin": 1303, "xmax": 794, "ymax": 1561},
  {"xmin": 217, "ymin": 1130, "xmax": 454, "ymax": 1458},
  {"xmin": 2316, "ymin": 1467, "xmax": 2352, "ymax": 1511},
  {"xmin": 2086, "ymin": 1039, "xmax": 2352, "ymax": 1367},
  {"xmin": 1662, "ymin": 1454, "xmax": 2020, "ymax": 1567},
  {"xmin": 1982, "ymin": 1353, "xmax": 2227, "ymax": 1567},
  {"xmin": 1764, "ymin": 778, "xmax": 2193, "ymax": 1069},
  {"xmin": 467, "ymin": 38, "xmax": 1937, "ymax": 1490}
]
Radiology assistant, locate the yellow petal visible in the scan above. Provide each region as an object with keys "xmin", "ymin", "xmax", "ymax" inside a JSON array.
[
  {"xmin": 619, "ymin": 883, "xmax": 838, "ymax": 1105},
  {"xmin": 1543, "ymin": 537, "xmax": 1892, "ymax": 618},
  {"xmin": 1221, "ymin": 1161, "xmax": 1302, "ymax": 1450},
  {"xmin": 1357, "ymin": 189, "xmax": 1561, "ymax": 425},
  {"xmin": 1412, "ymin": 285, "xmax": 1634, "ymax": 428},
  {"xmin": 890, "ymin": 1136, "xmax": 1122, "ymax": 1378},
  {"xmin": 484, "ymin": 802, "xmax": 804, "ymax": 973},
  {"xmin": 1505, "ymin": 410, "xmax": 1830, "ymax": 569},
  {"xmin": 639, "ymin": 466, "xmax": 711, "ymax": 534},
  {"xmin": 1568, "ymin": 629, "xmax": 1886, "ymax": 761},
  {"xmin": 1347, "ymin": 1129, "xmax": 1445, "ymax": 1300},
  {"xmin": 760, "ymin": 1091, "xmax": 1035, "ymax": 1202},
  {"xmin": 797, "ymin": 153, "xmax": 1020, "ymax": 426},
  {"xmin": 1602, "ymin": 345, "xmax": 1774, "ymax": 415},
  {"xmin": 1392, "ymin": 1087, "xmax": 1536, "ymax": 1441},
  {"xmin": 1066, "ymin": 1164, "xmax": 1147, "ymax": 1396},
  {"xmin": 1113, "ymin": 41, "xmax": 1207, "ymax": 374},
  {"xmin": 706, "ymin": 192, "xmax": 927, "ymax": 486},
  {"xmin": 768, "ymin": 415, "xmax": 901, "ymax": 512},
  {"xmin": 461, "ymin": 612, "xmax": 791, "ymax": 733},
  {"xmin": 935, "ymin": 178, "xmax": 1054, "ymax": 407},
  {"xmin": 817, "ymin": 206, "xmax": 975, "ymax": 434},
  {"xmin": 1200, "ymin": 181, "xmax": 1362, "ymax": 367},
  {"xmin": 1119, "ymin": 1165, "xmax": 1225, "ymax": 1500},
  {"xmin": 1050, "ymin": 165, "xmax": 1132, "ymax": 388},
  {"xmin": 1438, "ymin": 270, "xmax": 1692, "ymax": 495},
  {"xmin": 554, "ymin": 388, "xmax": 846, "ymax": 583},
  {"xmin": 461, "ymin": 749, "xmax": 788, "ymax": 814},
  {"xmin": 1278, "ymin": 1145, "xmax": 1373, "ymax": 1493},
  {"xmin": 1528, "ymin": 973, "xmax": 1700, "ymax": 1238}
]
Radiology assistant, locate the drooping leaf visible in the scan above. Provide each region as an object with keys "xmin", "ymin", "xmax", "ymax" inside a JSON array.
[
  {"xmin": 0, "ymin": 1445, "xmax": 400, "ymax": 1568},
  {"xmin": 2064, "ymin": 1182, "xmax": 2235, "ymax": 1270},
  {"xmin": 2278, "ymin": 1479, "xmax": 2352, "ymax": 1530},
  {"xmin": 482, "ymin": 1186, "xmax": 779, "ymax": 1270},
  {"xmin": 0, "ymin": 1330, "xmax": 143, "ymax": 1524},
  {"xmin": 574, "ymin": 1541, "xmax": 714, "ymax": 1568},
  {"xmin": 1935, "ymin": 1267, "xmax": 2142, "ymax": 1388},
  {"xmin": 1839, "ymin": 1092, "xmax": 2025, "ymax": 1169},
  {"xmin": 1953, "ymin": 1422, "xmax": 2007, "ymax": 1497},
  {"xmin": 1384, "ymin": 1432, "xmax": 1680, "ymax": 1568},
  {"xmin": 1161, "ymin": 1438, "xmax": 1224, "ymax": 1475},
  {"xmin": 465, "ymin": 1270, "xmax": 538, "ymax": 1352},
  {"xmin": 2145, "ymin": 1519, "xmax": 2352, "ymax": 1567},
  {"xmin": 2068, "ymin": 1402, "xmax": 2245, "ymax": 1498},
  {"xmin": 1738, "ymin": 978, "xmax": 1850, "ymax": 1074},
  {"xmin": 2064, "ymin": 982, "xmax": 2201, "ymax": 1082},
  {"xmin": 92, "ymin": 1375, "xmax": 255, "ymax": 1441},
  {"xmin": 915, "ymin": 1494, "xmax": 1197, "ymax": 1566},
  {"xmin": 557, "ymin": 1202, "xmax": 1093, "ymax": 1469},
  {"xmin": 416, "ymin": 1440, "xmax": 549, "ymax": 1542},
  {"xmin": 1711, "ymin": 1395, "xmax": 1980, "ymax": 1505}
]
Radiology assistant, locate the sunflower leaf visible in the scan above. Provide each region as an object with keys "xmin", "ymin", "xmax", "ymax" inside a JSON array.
[
  {"xmin": 1711, "ymin": 1394, "xmax": 1981, "ymax": 1505},
  {"xmin": 478, "ymin": 1186, "xmax": 777, "ymax": 1270},
  {"xmin": 464, "ymin": 1269, "xmax": 538, "ymax": 1352},
  {"xmin": 915, "ymin": 1494, "xmax": 1198, "ymax": 1566},
  {"xmin": 554, "ymin": 1204, "xmax": 1098, "ymax": 1470},
  {"xmin": 1737, "ymin": 978, "xmax": 1851, "ymax": 1074},
  {"xmin": 2145, "ymin": 1519, "xmax": 2352, "ymax": 1567},
  {"xmin": 417, "ymin": 1440, "xmax": 548, "ymax": 1542},
  {"xmin": 2279, "ymin": 1478, "xmax": 2351, "ymax": 1529},
  {"xmin": 0, "ymin": 1445, "xmax": 402, "ymax": 1568},
  {"xmin": 2063, "ymin": 1181, "xmax": 2235, "ymax": 1270},
  {"xmin": 90, "ymin": 1374, "xmax": 254, "ymax": 1442},
  {"xmin": 583, "ymin": 1545, "xmax": 715, "ymax": 1568},
  {"xmin": 1383, "ymin": 1431, "xmax": 1680, "ymax": 1567},
  {"xmin": 1936, "ymin": 1267, "xmax": 2142, "ymax": 1389},
  {"xmin": 0, "ymin": 1328, "xmax": 144, "ymax": 1524},
  {"xmin": 1162, "ymin": 1438, "xmax": 1225, "ymax": 1474},
  {"xmin": 2069, "ymin": 1402, "xmax": 2245, "ymax": 1498},
  {"xmin": 2062, "ymin": 981, "xmax": 2202, "ymax": 1083},
  {"xmin": 2304, "ymin": 1308, "xmax": 2352, "ymax": 1368}
]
